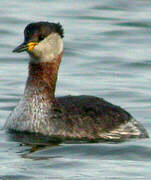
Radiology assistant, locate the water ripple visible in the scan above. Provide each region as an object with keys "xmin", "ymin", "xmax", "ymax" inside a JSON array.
[{"xmin": 0, "ymin": 0, "xmax": 151, "ymax": 179}]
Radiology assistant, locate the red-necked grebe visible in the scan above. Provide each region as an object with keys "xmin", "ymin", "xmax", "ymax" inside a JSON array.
[{"xmin": 4, "ymin": 21, "xmax": 149, "ymax": 141}]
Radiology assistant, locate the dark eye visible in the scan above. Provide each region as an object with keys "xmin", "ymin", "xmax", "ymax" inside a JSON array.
[{"xmin": 39, "ymin": 35, "xmax": 44, "ymax": 41}]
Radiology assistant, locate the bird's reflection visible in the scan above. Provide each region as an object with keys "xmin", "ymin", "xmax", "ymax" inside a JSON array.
[{"xmin": 6, "ymin": 130, "xmax": 61, "ymax": 159}]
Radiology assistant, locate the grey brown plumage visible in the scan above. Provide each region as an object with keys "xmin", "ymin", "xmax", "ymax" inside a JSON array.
[{"xmin": 5, "ymin": 21, "xmax": 149, "ymax": 141}]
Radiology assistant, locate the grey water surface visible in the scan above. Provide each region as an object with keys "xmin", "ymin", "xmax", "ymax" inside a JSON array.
[{"xmin": 0, "ymin": 0, "xmax": 151, "ymax": 179}]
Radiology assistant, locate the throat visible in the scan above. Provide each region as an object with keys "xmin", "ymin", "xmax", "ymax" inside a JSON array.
[{"xmin": 25, "ymin": 53, "xmax": 62, "ymax": 99}]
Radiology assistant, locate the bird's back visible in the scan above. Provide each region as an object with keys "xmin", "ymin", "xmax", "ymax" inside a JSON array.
[{"xmin": 50, "ymin": 95, "xmax": 148, "ymax": 141}]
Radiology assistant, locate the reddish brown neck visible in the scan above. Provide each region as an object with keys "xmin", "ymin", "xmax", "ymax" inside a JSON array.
[{"xmin": 25, "ymin": 53, "xmax": 62, "ymax": 99}]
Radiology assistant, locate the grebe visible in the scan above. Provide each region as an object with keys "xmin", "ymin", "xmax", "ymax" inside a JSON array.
[{"xmin": 5, "ymin": 22, "xmax": 149, "ymax": 141}]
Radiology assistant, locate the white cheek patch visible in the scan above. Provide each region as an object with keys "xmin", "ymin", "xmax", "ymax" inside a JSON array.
[{"xmin": 32, "ymin": 33, "xmax": 63, "ymax": 62}]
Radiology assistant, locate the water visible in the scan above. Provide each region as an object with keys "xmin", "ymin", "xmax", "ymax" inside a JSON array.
[{"xmin": 0, "ymin": 0, "xmax": 151, "ymax": 179}]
